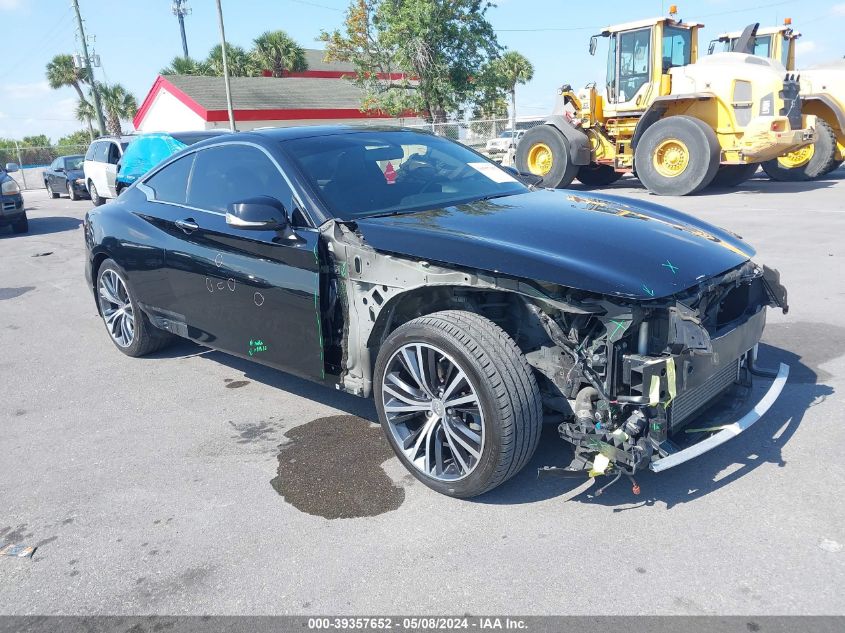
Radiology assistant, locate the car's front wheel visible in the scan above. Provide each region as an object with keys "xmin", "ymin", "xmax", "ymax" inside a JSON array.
[
  {"xmin": 11, "ymin": 213, "xmax": 28, "ymax": 234},
  {"xmin": 374, "ymin": 310, "xmax": 542, "ymax": 498},
  {"xmin": 96, "ymin": 259, "xmax": 172, "ymax": 357}
]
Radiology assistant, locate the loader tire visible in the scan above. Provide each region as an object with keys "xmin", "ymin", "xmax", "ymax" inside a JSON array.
[
  {"xmin": 709, "ymin": 163, "xmax": 759, "ymax": 188},
  {"xmin": 823, "ymin": 159, "xmax": 842, "ymax": 176},
  {"xmin": 576, "ymin": 163, "xmax": 623, "ymax": 186},
  {"xmin": 635, "ymin": 116, "xmax": 720, "ymax": 196},
  {"xmin": 761, "ymin": 118, "xmax": 837, "ymax": 181},
  {"xmin": 515, "ymin": 125, "xmax": 578, "ymax": 189}
]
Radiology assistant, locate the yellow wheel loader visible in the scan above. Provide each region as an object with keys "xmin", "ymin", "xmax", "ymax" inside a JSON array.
[
  {"xmin": 712, "ymin": 19, "xmax": 845, "ymax": 181},
  {"xmin": 516, "ymin": 8, "xmax": 815, "ymax": 196}
]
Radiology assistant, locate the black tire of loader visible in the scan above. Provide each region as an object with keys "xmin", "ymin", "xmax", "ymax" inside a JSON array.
[
  {"xmin": 515, "ymin": 125, "xmax": 579, "ymax": 189},
  {"xmin": 761, "ymin": 119, "xmax": 838, "ymax": 182},
  {"xmin": 634, "ymin": 116, "xmax": 720, "ymax": 196},
  {"xmin": 576, "ymin": 163, "xmax": 623, "ymax": 186}
]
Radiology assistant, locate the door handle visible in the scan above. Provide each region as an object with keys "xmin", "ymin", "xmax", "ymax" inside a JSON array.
[{"xmin": 175, "ymin": 218, "xmax": 199, "ymax": 233}]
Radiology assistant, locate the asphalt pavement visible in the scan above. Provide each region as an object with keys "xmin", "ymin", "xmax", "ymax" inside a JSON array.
[{"xmin": 1, "ymin": 171, "xmax": 844, "ymax": 615}]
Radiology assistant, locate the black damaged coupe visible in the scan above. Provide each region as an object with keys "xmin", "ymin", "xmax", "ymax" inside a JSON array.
[{"xmin": 84, "ymin": 126, "xmax": 789, "ymax": 498}]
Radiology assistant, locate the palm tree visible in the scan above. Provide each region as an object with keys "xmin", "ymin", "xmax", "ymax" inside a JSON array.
[
  {"xmin": 493, "ymin": 51, "xmax": 534, "ymax": 141},
  {"xmin": 252, "ymin": 30, "xmax": 307, "ymax": 77},
  {"xmin": 160, "ymin": 56, "xmax": 213, "ymax": 76},
  {"xmin": 76, "ymin": 97, "xmax": 96, "ymax": 140},
  {"xmin": 97, "ymin": 83, "xmax": 138, "ymax": 136},
  {"xmin": 46, "ymin": 54, "xmax": 97, "ymax": 136},
  {"xmin": 206, "ymin": 43, "xmax": 258, "ymax": 77}
]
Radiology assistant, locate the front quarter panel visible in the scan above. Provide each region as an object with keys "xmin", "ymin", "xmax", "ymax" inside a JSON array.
[{"xmin": 84, "ymin": 189, "xmax": 169, "ymax": 309}]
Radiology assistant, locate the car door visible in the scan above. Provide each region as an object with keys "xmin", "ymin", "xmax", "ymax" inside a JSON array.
[
  {"xmin": 164, "ymin": 142, "xmax": 325, "ymax": 381},
  {"xmin": 91, "ymin": 141, "xmax": 110, "ymax": 195},
  {"xmin": 105, "ymin": 141, "xmax": 122, "ymax": 198},
  {"xmin": 46, "ymin": 159, "xmax": 59, "ymax": 189}
]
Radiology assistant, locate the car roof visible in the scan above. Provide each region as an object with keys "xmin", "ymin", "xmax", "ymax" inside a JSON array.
[{"xmin": 92, "ymin": 135, "xmax": 134, "ymax": 143}]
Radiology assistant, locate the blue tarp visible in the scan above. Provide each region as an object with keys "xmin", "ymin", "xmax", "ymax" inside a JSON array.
[{"xmin": 117, "ymin": 134, "xmax": 187, "ymax": 185}]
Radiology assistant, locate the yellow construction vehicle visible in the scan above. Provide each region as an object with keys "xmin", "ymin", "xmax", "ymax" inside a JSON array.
[
  {"xmin": 712, "ymin": 19, "xmax": 845, "ymax": 180},
  {"xmin": 516, "ymin": 7, "xmax": 816, "ymax": 195}
]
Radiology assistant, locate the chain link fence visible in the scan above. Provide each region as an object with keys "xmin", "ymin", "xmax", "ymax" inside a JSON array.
[
  {"xmin": 407, "ymin": 118, "xmax": 546, "ymax": 162},
  {"xmin": 1, "ymin": 144, "xmax": 89, "ymax": 191}
]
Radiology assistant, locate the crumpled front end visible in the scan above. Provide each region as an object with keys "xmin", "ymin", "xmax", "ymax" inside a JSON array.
[{"xmin": 532, "ymin": 261, "xmax": 789, "ymax": 486}]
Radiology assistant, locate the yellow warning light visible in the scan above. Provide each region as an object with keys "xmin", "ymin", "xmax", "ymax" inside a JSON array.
[
  {"xmin": 669, "ymin": 4, "xmax": 678, "ymax": 15},
  {"xmin": 784, "ymin": 17, "xmax": 792, "ymax": 25}
]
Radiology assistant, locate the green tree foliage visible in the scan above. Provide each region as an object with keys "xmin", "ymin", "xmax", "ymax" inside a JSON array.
[
  {"xmin": 321, "ymin": 0, "xmax": 501, "ymax": 122},
  {"xmin": 160, "ymin": 56, "xmax": 213, "ymax": 76},
  {"xmin": 253, "ymin": 30, "xmax": 308, "ymax": 77},
  {"xmin": 493, "ymin": 51, "xmax": 533, "ymax": 130},
  {"xmin": 57, "ymin": 130, "xmax": 91, "ymax": 153},
  {"xmin": 46, "ymin": 53, "xmax": 97, "ymax": 137},
  {"xmin": 207, "ymin": 43, "xmax": 259, "ymax": 77},
  {"xmin": 97, "ymin": 83, "xmax": 138, "ymax": 136}
]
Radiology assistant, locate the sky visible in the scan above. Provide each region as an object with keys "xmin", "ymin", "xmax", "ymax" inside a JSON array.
[{"xmin": 0, "ymin": 0, "xmax": 843, "ymax": 143}]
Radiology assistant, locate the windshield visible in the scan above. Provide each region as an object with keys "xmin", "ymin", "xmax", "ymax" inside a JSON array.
[
  {"xmin": 64, "ymin": 155, "xmax": 84, "ymax": 170},
  {"xmin": 283, "ymin": 130, "xmax": 527, "ymax": 220}
]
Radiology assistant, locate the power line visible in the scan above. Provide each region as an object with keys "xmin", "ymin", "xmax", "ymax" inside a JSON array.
[{"xmin": 288, "ymin": 0, "xmax": 343, "ymax": 11}]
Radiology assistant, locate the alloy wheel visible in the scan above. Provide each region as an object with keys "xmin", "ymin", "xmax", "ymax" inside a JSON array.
[
  {"xmin": 98, "ymin": 269, "xmax": 135, "ymax": 348},
  {"xmin": 382, "ymin": 343, "xmax": 485, "ymax": 481}
]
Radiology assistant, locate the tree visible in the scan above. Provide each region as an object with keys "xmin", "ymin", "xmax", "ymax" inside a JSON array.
[
  {"xmin": 207, "ymin": 43, "xmax": 258, "ymax": 77},
  {"xmin": 57, "ymin": 130, "xmax": 92, "ymax": 153},
  {"xmin": 492, "ymin": 51, "xmax": 534, "ymax": 138},
  {"xmin": 160, "ymin": 56, "xmax": 213, "ymax": 76},
  {"xmin": 75, "ymin": 97, "xmax": 96, "ymax": 140},
  {"xmin": 46, "ymin": 54, "xmax": 96, "ymax": 137},
  {"xmin": 252, "ymin": 30, "xmax": 308, "ymax": 77},
  {"xmin": 321, "ymin": 0, "xmax": 500, "ymax": 122},
  {"xmin": 97, "ymin": 83, "xmax": 138, "ymax": 136},
  {"xmin": 471, "ymin": 60, "xmax": 509, "ymax": 121}
]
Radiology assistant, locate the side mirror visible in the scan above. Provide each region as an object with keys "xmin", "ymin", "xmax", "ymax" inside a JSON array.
[
  {"xmin": 5, "ymin": 162, "xmax": 19, "ymax": 173},
  {"xmin": 226, "ymin": 195, "xmax": 301, "ymax": 241},
  {"xmin": 226, "ymin": 196, "xmax": 288, "ymax": 231},
  {"xmin": 589, "ymin": 36, "xmax": 598, "ymax": 56},
  {"xmin": 707, "ymin": 40, "xmax": 716, "ymax": 55}
]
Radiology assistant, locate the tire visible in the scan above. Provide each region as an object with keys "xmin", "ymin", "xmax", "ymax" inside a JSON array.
[
  {"xmin": 96, "ymin": 259, "xmax": 172, "ymax": 357},
  {"xmin": 761, "ymin": 118, "xmax": 837, "ymax": 181},
  {"xmin": 515, "ymin": 124, "xmax": 579, "ymax": 188},
  {"xmin": 374, "ymin": 310, "xmax": 542, "ymax": 498},
  {"xmin": 823, "ymin": 159, "xmax": 843, "ymax": 176},
  {"xmin": 709, "ymin": 163, "xmax": 758, "ymax": 188},
  {"xmin": 11, "ymin": 213, "xmax": 28, "ymax": 234},
  {"xmin": 67, "ymin": 181, "xmax": 78, "ymax": 201},
  {"xmin": 89, "ymin": 181, "xmax": 104, "ymax": 206},
  {"xmin": 576, "ymin": 163, "xmax": 623, "ymax": 186},
  {"xmin": 634, "ymin": 115, "xmax": 720, "ymax": 195},
  {"xmin": 46, "ymin": 181, "xmax": 59, "ymax": 199}
]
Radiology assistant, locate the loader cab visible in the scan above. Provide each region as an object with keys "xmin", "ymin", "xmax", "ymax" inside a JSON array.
[
  {"xmin": 594, "ymin": 14, "xmax": 700, "ymax": 117},
  {"xmin": 709, "ymin": 22, "xmax": 800, "ymax": 70}
]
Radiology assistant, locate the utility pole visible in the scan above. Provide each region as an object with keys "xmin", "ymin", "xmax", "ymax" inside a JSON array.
[
  {"xmin": 172, "ymin": 0, "xmax": 191, "ymax": 58},
  {"xmin": 215, "ymin": 0, "xmax": 236, "ymax": 131},
  {"xmin": 71, "ymin": 0, "xmax": 106, "ymax": 136}
]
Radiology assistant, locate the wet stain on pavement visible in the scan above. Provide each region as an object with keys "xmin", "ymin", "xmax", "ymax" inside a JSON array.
[
  {"xmin": 270, "ymin": 415, "xmax": 405, "ymax": 519},
  {"xmin": 0, "ymin": 286, "xmax": 35, "ymax": 301},
  {"xmin": 31, "ymin": 251, "xmax": 53, "ymax": 258},
  {"xmin": 230, "ymin": 420, "xmax": 277, "ymax": 444},
  {"xmin": 224, "ymin": 379, "xmax": 250, "ymax": 389}
]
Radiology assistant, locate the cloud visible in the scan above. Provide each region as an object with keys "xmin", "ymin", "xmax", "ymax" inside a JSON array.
[
  {"xmin": 833, "ymin": 4, "xmax": 845, "ymax": 16},
  {"xmin": 2, "ymin": 81, "xmax": 50, "ymax": 100},
  {"xmin": 796, "ymin": 41, "xmax": 817, "ymax": 55}
]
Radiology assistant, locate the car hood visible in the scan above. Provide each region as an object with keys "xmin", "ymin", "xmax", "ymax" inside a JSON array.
[{"xmin": 353, "ymin": 189, "xmax": 755, "ymax": 300}]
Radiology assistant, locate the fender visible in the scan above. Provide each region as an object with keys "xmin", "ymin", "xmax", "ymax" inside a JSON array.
[
  {"xmin": 543, "ymin": 115, "xmax": 591, "ymax": 165},
  {"xmin": 631, "ymin": 93, "xmax": 716, "ymax": 149},
  {"xmin": 802, "ymin": 94, "xmax": 845, "ymax": 132}
]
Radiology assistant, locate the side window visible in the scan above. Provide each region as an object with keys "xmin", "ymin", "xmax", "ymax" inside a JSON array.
[
  {"xmin": 85, "ymin": 143, "xmax": 96, "ymax": 161},
  {"xmin": 753, "ymin": 35, "xmax": 772, "ymax": 59},
  {"xmin": 93, "ymin": 142, "xmax": 109, "ymax": 163},
  {"xmin": 606, "ymin": 33, "xmax": 617, "ymax": 101},
  {"xmin": 144, "ymin": 154, "xmax": 195, "ymax": 205},
  {"xmin": 107, "ymin": 143, "xmax": 121, "ymax": 165},
  {"xmin": 187, "ymin": 145, "xmax": 294, "ymax": 214},
  {"xmin": 662, "ymin": 26, "xmax": 691, "ymax": 72}
]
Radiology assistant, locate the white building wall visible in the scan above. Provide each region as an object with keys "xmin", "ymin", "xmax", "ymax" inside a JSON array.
[
  {"xmin": 136, "ymin": 88, "xmax": 206, "ymax": 133},
  {"xmin": 206, "ymin": 117, "xmax": 427, "ymax": 131}
]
